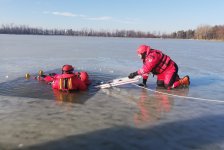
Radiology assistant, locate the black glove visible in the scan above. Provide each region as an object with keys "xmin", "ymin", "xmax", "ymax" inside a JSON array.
[
  {"xmin": 138, "ymin": 79, "xmax": 147, "ymax": 87},
  {"xmin": 40, "ymin": 75, "xmax": 46, "ymax": 78},
  {"xmin": 128, "ymin": 71, "xmax": 138, "ymax": 79},
  {"xmin": 49, "ymin": 73, "xmax": 56, "ymax": 76}
]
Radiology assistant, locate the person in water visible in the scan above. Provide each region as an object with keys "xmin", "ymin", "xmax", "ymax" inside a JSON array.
[
  {"xmin": 37, "ymin": 64, "xmax": 90, "ymax": 91},
  {"xmin": 128, "ymin": 45, "xmax": 190, "ymax": 89}
]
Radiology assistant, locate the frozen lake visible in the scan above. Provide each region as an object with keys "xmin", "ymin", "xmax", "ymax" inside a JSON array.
[{"xmin": 0, "ymin": 34, "xmax": 224, "ymax": 150}]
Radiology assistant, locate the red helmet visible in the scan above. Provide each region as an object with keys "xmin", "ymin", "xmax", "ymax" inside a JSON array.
[
  {"xmin": 137, "ymin": 45, "xmax": 151, "ymax": 55},
  {"xmin": 62, "ymin": 65, "xmax": 74, "ymax": 72}
]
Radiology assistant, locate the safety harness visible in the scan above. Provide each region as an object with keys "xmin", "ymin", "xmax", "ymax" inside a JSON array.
[{"xmin": 150, "ymin": 50, "xmax": 171, "ymax": 75}]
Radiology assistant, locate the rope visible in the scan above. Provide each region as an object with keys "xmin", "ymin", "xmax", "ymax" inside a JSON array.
[{"xmin": 132, "ymin": 83, "xmax": 224, "ymax": 103}]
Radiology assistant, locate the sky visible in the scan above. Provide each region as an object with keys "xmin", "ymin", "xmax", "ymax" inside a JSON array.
[{"xmin": 0, "ymin": 0, "xmax": 224, "ymax": 33}]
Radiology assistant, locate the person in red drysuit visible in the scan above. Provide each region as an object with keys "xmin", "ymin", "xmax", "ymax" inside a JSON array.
[
  {"xmin": 128, "ymin": 45, "xmax": 190, "ymax": 89},
  {"xmin": 36, "ymin": 65, "xmax": 90, "ymax": 91}
]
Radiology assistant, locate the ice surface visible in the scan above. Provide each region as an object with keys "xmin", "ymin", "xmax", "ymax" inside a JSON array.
[{"xmin": 0, "ymin": 35, "xmax": 224, "ymax": 149}]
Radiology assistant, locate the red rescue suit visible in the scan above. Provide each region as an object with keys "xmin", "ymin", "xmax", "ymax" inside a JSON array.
[
  {"xmin": 43, "ymin": 75, "xmax": 58, "ymax": 83},
  {"xmin": 52, "ymin": 74, "xmax": 87, "ymax": 91},
  {"xmin": 137, "ymin": 49, "xmax": 179, "ymax": 88}
]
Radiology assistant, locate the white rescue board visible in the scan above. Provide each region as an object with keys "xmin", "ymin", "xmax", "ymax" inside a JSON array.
[{"xmin": 95, "ymin": 76, "xmax": 141, "ymax": 89}]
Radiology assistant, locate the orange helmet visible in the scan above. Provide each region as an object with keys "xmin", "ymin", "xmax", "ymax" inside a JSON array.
[
  {"xmin": 62, "ymin": 65, "xmax": 74, "ymax": 73},
  {"xmin": 137, "ymin": 45, "xmax": 151, "ymax": 55}
]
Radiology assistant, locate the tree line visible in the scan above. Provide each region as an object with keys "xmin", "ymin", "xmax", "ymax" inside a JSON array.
[
  {"xmin": 168, "ymin": 25, "xmax": 224, "ymax": 40},
  {"xmin": 0, "ymin": 24, "xmax": 224, "ymax": 40},
  {"xmin": 0, "ymin": 24, "xmax": 157, "ymax": 38}
]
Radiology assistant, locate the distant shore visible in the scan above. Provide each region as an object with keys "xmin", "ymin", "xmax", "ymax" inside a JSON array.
[
  {"xmin": 0, "ymin": 24, "xmax": 224, "ymax": 41},
  {"xmin": 1, "ymin": 33, "xmax": 223, "ymax": 42}
]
